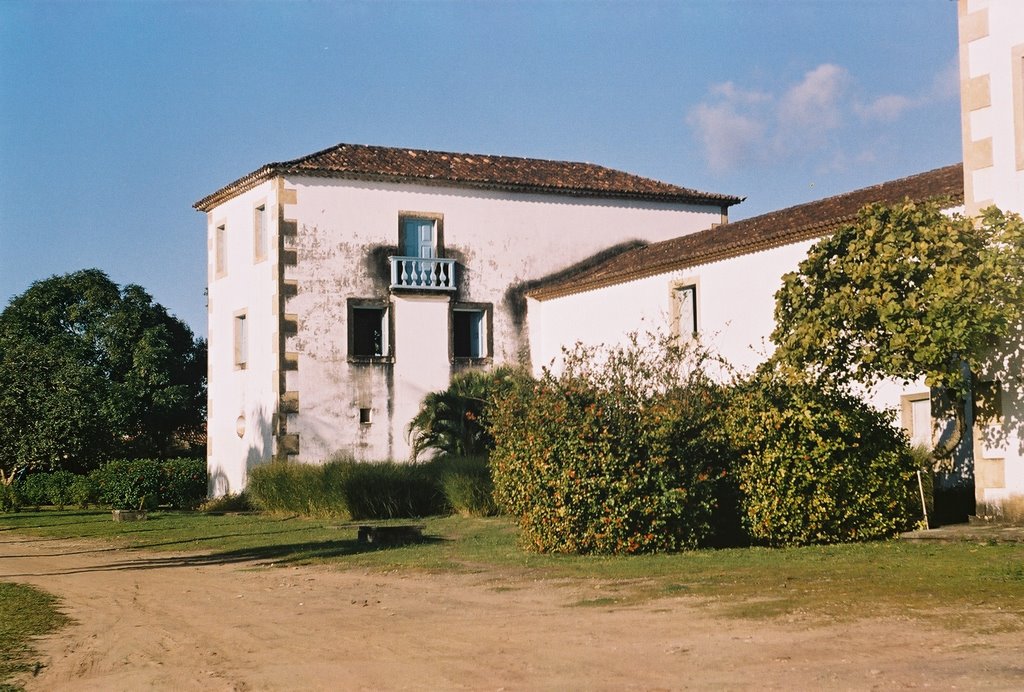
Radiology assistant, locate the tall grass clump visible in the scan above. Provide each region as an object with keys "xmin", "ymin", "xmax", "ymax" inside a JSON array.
[
  {"xmin": 247, "ymin": 457, "xmax": 443, "ymax": 520},
  {"xmin": 433, "ymin": 455, "xmax": 499, "ymax": 517},
  {"xmin": 341, "ymin": 460, "xmax": 438, "ymax": 519},
  {"xmin": 246, "ymin": 462, "xmax": 338, "ymax": 517}
]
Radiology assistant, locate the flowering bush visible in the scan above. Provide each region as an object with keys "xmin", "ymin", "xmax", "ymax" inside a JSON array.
[{"xmin": 489, "ymin": 334, "xmax": 741, "ymax": 554}]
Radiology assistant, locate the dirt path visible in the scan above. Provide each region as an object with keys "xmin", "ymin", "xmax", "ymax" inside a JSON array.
[{"xmin": 2, "ymin": 533, "xmax": 1022, "ymax": 691}]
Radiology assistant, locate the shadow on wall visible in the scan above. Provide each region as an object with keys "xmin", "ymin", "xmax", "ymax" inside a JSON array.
[
  {"xmin": 246, "ymin": 403, "xmax": 274, "ymax": 475},
  {"xmin": 502, "ymin": 240, "xmax": 648, "ymax": 367},
  {"xmin": 209, "ymin": 466, "xmax": 231, "ymax": 498},
  {"xmin": 207, "ymin": 403, "xmax": 275, "ymax": 498},
  {"xmin": 932, "ymin": 321, "xmax": 1024, "ymax": 487},
  {"xmin": 930, "ymin": 320, "xmax": 1024, "ymax": 521},
  {"xmin": 503, "ymin": 239, "xmax": 648, "ymax": 328},
  {"xmin": 977, "ymin": 319, "xmax": 1024, "ymax": 459}
]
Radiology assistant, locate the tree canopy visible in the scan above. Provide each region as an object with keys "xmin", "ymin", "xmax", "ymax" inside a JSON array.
[
  {"xmin": 772, "ymin": 202, "xmax": 1024, "ymax": 396},
  {"xmin": 0, "ymin": 270, "xmax": 206, "ymax": 479}
]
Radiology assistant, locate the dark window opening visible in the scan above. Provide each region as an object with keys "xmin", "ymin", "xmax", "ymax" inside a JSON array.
[
  {"xmin": 453, "ymin": 309, "xmax": 485, "ymax": 359},
  {"xmin": 351, "ymin": 307, "xmax": 388, "ymax": 358}
]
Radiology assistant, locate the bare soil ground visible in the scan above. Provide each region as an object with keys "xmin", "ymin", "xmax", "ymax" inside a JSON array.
[{"xmin": 3, "ymin": 533, "xmax": 1023, "ymax": 691}]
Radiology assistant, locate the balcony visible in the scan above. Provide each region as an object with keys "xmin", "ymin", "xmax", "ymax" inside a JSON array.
[{"xmin": 390, "ymin": 256, "xmax": 456, "ymax": 291}]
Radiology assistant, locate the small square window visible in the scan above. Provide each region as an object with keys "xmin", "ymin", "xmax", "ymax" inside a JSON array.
[
  {"xmin": 348, "ymin": 300, "xmax": 392, "ymax": 361},
  {"xmin": 453, "ymin": 305, "xmax": 490, "ymax": 360},
  {"xmin": 359, "ymin": 408, "xmax": 372, "ymax": 425},
  {"xmin": 254, "ymin": 204, "xmax": 268, "ymax": 262},
  {"xmin": 233, "ymin": 312, "xmax": 248, "ymax": 368}
]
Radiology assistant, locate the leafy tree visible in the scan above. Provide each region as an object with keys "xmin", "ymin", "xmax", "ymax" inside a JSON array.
[
  {"xmin": 0, "ymin": 270, "xmax": 206, "ymax": 482},
  {"xmin": 772, "ymin": 202, "xmax": 1024, "ymax": 457}
]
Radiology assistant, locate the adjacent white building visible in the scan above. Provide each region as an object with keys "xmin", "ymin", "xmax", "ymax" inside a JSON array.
[
  {"xmin": 527, "ymin": 164, "xmax": 964, "ymax": 443},
  {"xmin": 195, "ymin": 145, "xmax": 739, "ymax": 494}
]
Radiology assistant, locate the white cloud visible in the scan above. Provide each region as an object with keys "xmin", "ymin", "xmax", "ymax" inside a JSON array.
[
  {"xmin": 853, "ymin": 55, "xmax": 959, "ymax": 123},
  {"xmin": 855, "ymin": 93, "xmax": 917, "ymax": 122},
  {"xmin": 710, "ymin": 81, "xmax": 771, "ymax": 105},
  {"xmin": 687, "ymin": 101, "xmax": 766, "ymax": 173},
  {"xmin": 688, "ymin": 59, "xmax": 956, "ymax": 174},
  {"xmin": 777, "ymin": 63, "xmax": 848, "ymax": 133}
]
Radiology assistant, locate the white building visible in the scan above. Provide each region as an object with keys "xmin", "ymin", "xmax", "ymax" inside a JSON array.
[
  {"xmin": 527, "ymin": 164, "xmax": 964, "ymax": 444},
  {"xmin": 194, "ymin": 145, "xmax": 739, "ymax": 494}
]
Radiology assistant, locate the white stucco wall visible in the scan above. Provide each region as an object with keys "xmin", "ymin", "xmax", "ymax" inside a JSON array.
[
  {"xmin": 961, "ymin": 0, "xmax": 1024, "ymax": 215},
  {"xmin": 530, "ymin": 237, "xmax": 932, "ymax": 440},
  {"xmin": 532, "ymin": 240, "xmax": 815, "ymax": 378},
  {"xmin": 205, "ymin": 180, "xmax": 281, "ymax": 495}
]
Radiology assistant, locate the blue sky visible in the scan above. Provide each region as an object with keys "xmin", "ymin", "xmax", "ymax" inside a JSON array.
[{"xmin": 0, "ymin": 0, "xmax": 961, "ymax": 338}]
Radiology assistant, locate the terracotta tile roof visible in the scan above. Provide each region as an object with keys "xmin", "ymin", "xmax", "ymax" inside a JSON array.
[
  {"xmin": 529, "ymin": 163, "xmax": 964, "ymax": 301},
  {"xmin": 194, "ymin": 142, "xmax": 742, "ymax": 212}
]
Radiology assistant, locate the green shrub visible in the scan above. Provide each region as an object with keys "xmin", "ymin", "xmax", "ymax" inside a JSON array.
[
  {"xmin": 247, "ymin": 457, "xmax": 443, "ymax": 520},
  {"xmin": 45, "ymin": 470, "xmax": 76, "ymax": 510},
  {"xmin": 161, "ymin": 458, "xmax": 207, "ymax": 510},
  {"xmin": 1, "ymin": 461, "xmax": 205, "ymax": 512},
  {"xmin": 70, "ymin": 474, "xmax": 100, "ymax": 509},
  {"xmin": 17, "ymin": 473, "xmax": 50, "ymax": 510},
  {"xmin": 435, "ymin": 455, "xmax": 498, "ymax": 517},
  {"xmin": 490, "ymin": 334, "xmax": 740, "ymax": 554},
  {"xmin": 728, "ymin": 370, "xmax": 918, "ymax": 546},
  {"xmin": 0, "ymin": 482, "xmax": 22, "ymax": 513},
  {"xmin": 94, "ymin": 459, "xmax": 163, "ymax": 509},
  {"xmin": 14, "ymin": 471, "xmax": 78, "ymax": 510},
  {"xmin": 92, "ymin": 458, "xmax": 207, "ymax": 510}
]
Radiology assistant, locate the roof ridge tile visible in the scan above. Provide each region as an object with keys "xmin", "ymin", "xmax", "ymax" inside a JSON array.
[{"xmin": 194, "ymin": 142, "xmax": 741, "ymax": 211}]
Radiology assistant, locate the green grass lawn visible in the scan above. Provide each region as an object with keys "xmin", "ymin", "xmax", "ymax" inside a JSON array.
[
  {"xmin": 0, "ymin": 582, "xmax": 70, "ymax": 692},
  {"xmin": 3, "ymin": 508, "xmax": 1024, "ymax": 631}
]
